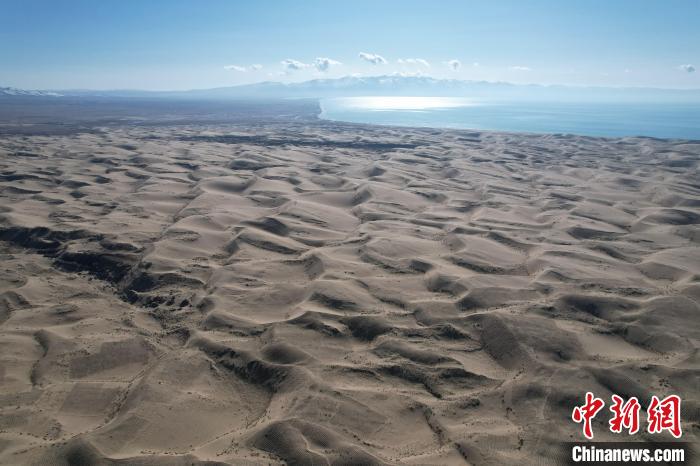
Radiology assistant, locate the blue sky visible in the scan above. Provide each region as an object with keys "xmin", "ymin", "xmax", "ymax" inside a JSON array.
[{"xmin": 1, "ymin": 0, "xmax": 698, "ymax": 90}]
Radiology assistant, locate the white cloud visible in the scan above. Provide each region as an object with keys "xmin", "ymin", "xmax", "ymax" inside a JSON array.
[
  {"xmin": 679, "ymin": 64, "xmax": 696, "ymax": 73},
  {"xmin": 359, "ymin": 52, "xmax": 387, "ymax": 65},
  {"xmin": 224, "ymin": 64, "xmax": 262, "ymax": 72},
  {"xmin": 314, "ymin": 57, "xmax": 342, "ymax": 72},
  {"xmin": 445, "ymin": 59, "xmax": 461, "ymax": 71},
  {"xmin": 398, "ymin": 58, "xmax": 430, "ymax": 67},
  {"xmin": 281, "ymin": 59, "xmax": 312, "ymax": 71},
  {"xmin": 510, "ymin": 66, "xmax": 532, "ymax": 71}
]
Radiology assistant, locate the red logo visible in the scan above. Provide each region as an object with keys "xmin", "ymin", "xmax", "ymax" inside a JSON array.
[
  {"xmin": 647, "ymin": 395, "xmax": 682, "ymax": 438},
  {"xmin": 609, "ymin": 395, "xmax": 641, "ymax": 435},
  {"xmin": 572, "ymin": 392, "xmax": 605, "ymax": 439},
  {"xmin": 572, "ymin": 393, "xmax": 682, "ymax": 439}
]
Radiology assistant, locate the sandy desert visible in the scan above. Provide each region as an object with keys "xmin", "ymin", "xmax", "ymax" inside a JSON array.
[{"xmin": 0, "ymin": 102, "xmax": 698, "ymax": 464}]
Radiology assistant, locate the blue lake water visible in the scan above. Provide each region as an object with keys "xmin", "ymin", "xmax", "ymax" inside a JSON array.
[{"xmin": 319, "ymin": 97, "xmax": 700, "ymax": 139}]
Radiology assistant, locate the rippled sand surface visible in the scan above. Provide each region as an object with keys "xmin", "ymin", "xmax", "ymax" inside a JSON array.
[{"xmin": 0, "ymin": 116, "xmax": 698, "ymax": 464}]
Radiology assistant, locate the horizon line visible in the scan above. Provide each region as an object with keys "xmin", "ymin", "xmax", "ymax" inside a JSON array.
[{"xmin": 4, "ymin": 75, "xmax": 700, "ymax": 94}]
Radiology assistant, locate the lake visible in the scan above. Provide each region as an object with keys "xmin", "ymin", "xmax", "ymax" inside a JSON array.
[{"xmin": 320, "ymin": 96, "xmax": 700, "ymax": 139}]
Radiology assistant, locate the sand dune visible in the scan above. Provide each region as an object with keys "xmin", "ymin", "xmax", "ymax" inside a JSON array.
[{"xmin": 0, "ymin": 119, "xmax": 698, "ymax": 464}]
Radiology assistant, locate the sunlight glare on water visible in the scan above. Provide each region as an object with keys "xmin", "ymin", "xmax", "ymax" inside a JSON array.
[{"xmin": 330, "ymin": 96, "xmax": 478, "ymax": 111}]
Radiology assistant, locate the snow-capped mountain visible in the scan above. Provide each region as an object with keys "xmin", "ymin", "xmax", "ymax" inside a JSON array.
[
  {"xmin": 170, "ymin": 76, "xmax": 519, "ymax": 99},
  {"xmin": 0, "ymin": 86, "xmax": 62, "ymax": 97},
  {"xmin": 178, "ymin": 76, "xmax": 700, "ymax": 102}
]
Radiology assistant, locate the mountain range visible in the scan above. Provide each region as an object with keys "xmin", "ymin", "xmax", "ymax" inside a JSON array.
[{"xmin": 3, "ymin": 76, "xmax": 700, "ymax": 103}]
